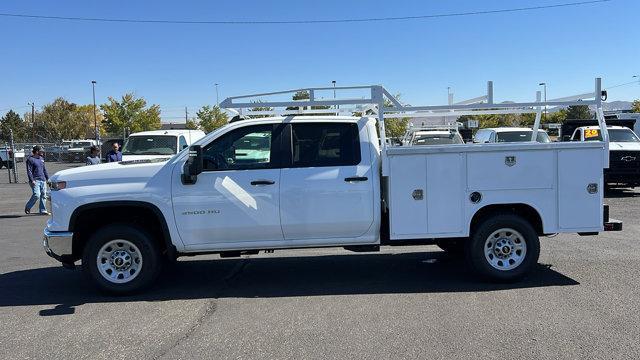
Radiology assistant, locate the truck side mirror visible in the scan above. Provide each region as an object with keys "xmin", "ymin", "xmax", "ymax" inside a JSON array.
[{"xmin": 182, "ymin": 145, "xmax": 203, "ymax": 185}]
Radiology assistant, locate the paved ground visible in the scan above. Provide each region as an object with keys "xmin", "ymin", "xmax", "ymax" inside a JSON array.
[{"xmin": 1, "ymin": 162, "xmax": 639, "ymax": 359}]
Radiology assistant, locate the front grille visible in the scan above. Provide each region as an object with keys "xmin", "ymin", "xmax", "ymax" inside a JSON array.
[{"xmin": 609, "ymin": 151, "xmax": 640, "ymax": 168}]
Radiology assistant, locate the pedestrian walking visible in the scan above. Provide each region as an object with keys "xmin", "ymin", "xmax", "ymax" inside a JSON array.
[
  {"xmin": 106, "ymin": 142, "xmax": 122, "ymax": 162},
  {"xmin": 25, "ymin": 145, "xmax": 49, "ymax": 215},
  {"xmin": 86, "ymin": 145, "xmax": 101, "ymax": 165}
]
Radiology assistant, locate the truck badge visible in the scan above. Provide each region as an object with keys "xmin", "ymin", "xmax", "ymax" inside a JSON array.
[
  {"xmin": 621, "ymin": 156, "xmax": 636, "ymax": 162},
  {"xmin": 505, "ymin": 156, "xmax": 516, "ymax": 167}
]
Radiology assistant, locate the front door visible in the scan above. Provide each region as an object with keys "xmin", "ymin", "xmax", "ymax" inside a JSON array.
[
  {"xmin": 280, "ymin": 122, "xmax": 375, "ymax": 241},
  {"xmin": 172, "ymin": 124, "xmax": 284, "ymax": 248}
]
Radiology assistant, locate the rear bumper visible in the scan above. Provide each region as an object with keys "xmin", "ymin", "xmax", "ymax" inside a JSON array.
[{"xmin": 43, "ymin": 228, "xmax": 74, "ymax": 262}]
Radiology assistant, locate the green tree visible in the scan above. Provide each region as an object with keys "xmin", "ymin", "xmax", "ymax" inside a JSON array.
[
  {"xmin": 564, "ymin": 105, "xmax": 592, "ymax": 120},
  {"xmin": 385, "ymin": 118, "xmax": 410, "ymax": 139},
  {"xmin": 248, "ymin": 100, "xmax": 273, "ymax": 119},
  {"xmin": 286, "ymin": 90, "xmax": 330, "ymax": 113},
  {"xmin": 196, "ymin": 105, "xmax": 228, "ymax": 133},
  {"xmin": 632, "ymin": 99, "xmax": 640, "ymax": 113},
  {"xmin": 100, "ymin": 93, "xmax": 161, "ymax": 135},
  {"xmin": 0, "ymin": 110, "xmax": 26, "ymax": 142},
  {"xmin": 185, "ymin": 118, "xmax": 200, "ymax": 130}
]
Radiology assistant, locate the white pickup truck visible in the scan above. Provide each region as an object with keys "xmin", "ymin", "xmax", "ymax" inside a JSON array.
[{"xmin": 43, "ymin": 80, "xmax": 622, "ymax": 294}]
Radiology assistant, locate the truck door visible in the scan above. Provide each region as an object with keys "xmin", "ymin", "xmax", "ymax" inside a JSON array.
[
  {"xmin": 172, "ymin": 124, "xmax": 284, "ymax": 247},
  {"xmin": 279, "ymin": 121, "xmax": 375, "ymax": 241}
]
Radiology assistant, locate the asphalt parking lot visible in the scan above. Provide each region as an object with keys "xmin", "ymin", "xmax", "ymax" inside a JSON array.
[{"xmin": 1, "ymin": 162, "xmax": 639, "ymax": 359}]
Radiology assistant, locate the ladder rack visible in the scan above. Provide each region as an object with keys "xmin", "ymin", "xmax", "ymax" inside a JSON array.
[{"xmin": 220, "ymin": 78, "xmax": 609, "ymax": 172}]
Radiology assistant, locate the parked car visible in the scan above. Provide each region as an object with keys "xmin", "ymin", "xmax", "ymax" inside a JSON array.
[
  {"xmin": 571, "ymin": 126, "xmax": 640, "ymax": 188},
  {"xmin": 59, "ymin": 140, "xmax": 98, "ymax": 162},
  {"xmin": 403, "ymin": 129, "xmax": 464, "ymax": 146},
  {"xmin": 473, "ymin": 127, "xmax": 551, "ymax": 143},
  {"xmin": 0, "ymin": 147, "xmax": 25, "ymax": 169},
  {"xmin": 121, "ymin": 130, "xmax": 206, "ymax": 162}
]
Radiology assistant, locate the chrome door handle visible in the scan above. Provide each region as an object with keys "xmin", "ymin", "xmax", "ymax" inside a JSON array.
[
  {"xmin": 250, "ymin": 180, "xmax": 275, "ymax": 186},
  {"xmin": 344, "ymin": 176, "xmax": 368, "ymax": 182}
]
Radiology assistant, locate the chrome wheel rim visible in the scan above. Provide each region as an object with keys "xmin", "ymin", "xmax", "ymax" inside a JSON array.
[
  {"xmin": 96, "ymin": 239, "xmax": 143, "ymax": 284},
  {"xmin": 484, "ymin": 228, "xmax": 526, "ymax": 271}
]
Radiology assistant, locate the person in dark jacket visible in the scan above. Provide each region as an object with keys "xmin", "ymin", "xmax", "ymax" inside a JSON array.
[
  {"xmin": 25, "ymin": 145, "xmax": 49, "ymax": 215},
  {"xmin": 86, "ymin": 145, "xmax": 101, "ymax": 165},
  {"xmin": 106, "ymin": 142, "xmax": 122, "ymax": 162}
]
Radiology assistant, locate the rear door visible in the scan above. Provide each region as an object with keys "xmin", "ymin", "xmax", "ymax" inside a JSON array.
[{"xmin": 279, "ymin": 121, "xmax": 375, "ymax": 241}]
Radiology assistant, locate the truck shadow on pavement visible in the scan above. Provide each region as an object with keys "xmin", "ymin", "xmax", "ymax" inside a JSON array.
[
  {"xmin": 605, "ymin": 188, "xmax": 640, "ymax": 198},
  {"xmin": 0, "ymin": 251, "xmax": 579, "ymax": 315}
]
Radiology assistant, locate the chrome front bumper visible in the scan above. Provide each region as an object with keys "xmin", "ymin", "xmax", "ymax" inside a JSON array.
[{"xmin": 43, "ymin": 228, "xmax": 73, "ymax": 261}]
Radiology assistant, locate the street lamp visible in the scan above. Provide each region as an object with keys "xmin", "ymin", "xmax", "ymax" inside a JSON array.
[
  {"xmin": 332, "ymin": 80, "xmax": 337, "ymax": 111},
  {"xmin": 91, "ymin": 81, "xmax": 98, "ymax": 142},
  {"xmin": 215, "ymin": 83, "xmax": 219, "ymax": 106},
  {"xmin": 539, "ymin": 82, "xmax": 547, "ymax": 123}
]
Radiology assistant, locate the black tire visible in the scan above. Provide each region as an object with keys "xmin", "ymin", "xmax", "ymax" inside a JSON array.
[
  {"xmin": 0, "ymin": 161, "xmax": 3, "ymax": 169},
  {"xmin": 82, "ymin": 224, "xmax": 162, "ymax": 295},
  {"xmin": 466, "ymin": 213, "xmax": 540, "ymax": 282},
  {"xmin": 436, "ymin": 239, "xmax": 465, "ymax": 255}
]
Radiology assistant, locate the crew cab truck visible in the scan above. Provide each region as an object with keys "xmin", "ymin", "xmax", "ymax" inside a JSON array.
[
  {"xmin": 571, "ymin": 125, "xmax": 640, "ymax": 188},
  {"xmin": 43, "ymin": 79, "xmax": 622, "ymax": 294}
]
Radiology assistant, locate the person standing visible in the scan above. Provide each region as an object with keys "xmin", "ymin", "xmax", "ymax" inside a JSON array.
[
  {"xmin": 25, "ymin": 145, "xmax": 49, "ymax": 215},
  {"xmin": 86, "ymin": 145, "xmax": 101, "ymax": 165},
  {"xmin": 106, "ymin": 142, "xmax": 122, "ymax": 162}
]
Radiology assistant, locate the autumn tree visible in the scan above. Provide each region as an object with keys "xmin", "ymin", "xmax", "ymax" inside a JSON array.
[
  {"xmin": 632, "ymin": 99, "xmax": 640, "ymax": 113},
  {"xmin": 100, "ymin": 93, "xmax": 161, "ymax": 135},
  {"xmin": 196, "ymin": 105, "xmax": 228, "ymax": 133}
]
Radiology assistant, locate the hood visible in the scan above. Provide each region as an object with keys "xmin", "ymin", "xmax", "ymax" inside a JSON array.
[
  {"xmin": 51, "ymin": 159, "xmax": 168, "ymax": 185},
  {"xmin": 610, "ymin": 142, "xmax": 640, "ymax": 151},
  {"xmin": 122, "ymin": 154, "xmax": 173, "ymax": 162}
]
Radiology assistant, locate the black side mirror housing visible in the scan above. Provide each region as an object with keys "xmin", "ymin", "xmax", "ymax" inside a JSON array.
[{"xmin": 182, "ymin": 145, "xmax": 203, "ymax": 185}]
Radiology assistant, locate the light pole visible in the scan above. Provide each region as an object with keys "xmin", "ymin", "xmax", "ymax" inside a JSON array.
[
  {"xmin": 539, "ymin": 82, "xmax": 547, "ymax": 123},
  {"xmin": 447, "ymin": 86, "xmax": 453, "ymax": 105},
  {"xmin": 91, "ymin": 81, "xmax": 98, "ymax": 141},
  {"xmin": 332, "ymin": 80, "xmax": 337, "ymax": 111},
  {"xmin": 215, "ymin": 83, "xmax": 219, "ymax": 107}
]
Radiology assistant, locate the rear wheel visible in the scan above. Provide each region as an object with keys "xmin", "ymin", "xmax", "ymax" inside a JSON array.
[
  {"xmin": 82, "ymin": 224, "xmax": 162, "ymax": 295},
  {"xmin": 467, "ymin": 214, "xmax": 540, "ymax": 281}
]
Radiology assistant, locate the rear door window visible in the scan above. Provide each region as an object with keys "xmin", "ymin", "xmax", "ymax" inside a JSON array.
[{"xmin": 290, "ymin": 123, "xmax": 361, "ymax": 167}]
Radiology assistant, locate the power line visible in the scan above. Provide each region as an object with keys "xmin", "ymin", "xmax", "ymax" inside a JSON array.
[
  {"xmin": 605, "ymin": 80, "xmax": 640, "ymax": 89},
  {"xmin": 0, "ymin": 1, "xmax": 611, "ymax": 25}
]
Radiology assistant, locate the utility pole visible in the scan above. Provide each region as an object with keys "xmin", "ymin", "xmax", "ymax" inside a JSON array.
[
  {"xmin": 215, "ymin": 83, "xmax": 220, "ymax": 107},
  {"xmin": 91, "ymin": 80, "xmax": 101, "ymax": 159},
  {"xmin": 185, "ymin": 107, "xmax": 188, "ymax": 123},
  {"xmin": 4, "ymin": 142, "xmax": 11, "ymax": 183}
]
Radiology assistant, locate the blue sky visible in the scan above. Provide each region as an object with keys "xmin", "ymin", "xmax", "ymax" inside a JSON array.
[{"xmin": 1, "ymin": 0, "xmax": 638, "ymax": 121}]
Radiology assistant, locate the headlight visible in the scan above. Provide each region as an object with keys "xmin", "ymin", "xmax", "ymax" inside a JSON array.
[{"xmin": 49, "ymin": 181, "xmax": 67, "ymax": 191}]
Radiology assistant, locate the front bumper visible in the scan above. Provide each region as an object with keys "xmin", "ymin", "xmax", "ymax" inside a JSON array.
[{"xmin": 43, "ymin": 228, "xmax": 74, "ymax": 263}]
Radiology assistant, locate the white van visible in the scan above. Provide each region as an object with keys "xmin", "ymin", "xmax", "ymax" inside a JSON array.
[{"xmin": 122, "ymin": 129, "xmax": 206, "ymax": 161}]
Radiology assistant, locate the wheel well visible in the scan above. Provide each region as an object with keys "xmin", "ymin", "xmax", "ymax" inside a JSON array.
[
  {"xmin": 470, "ymin": 204, "xmax": 544, "ymax": 235},
  {"xmin": 69, "ymin": 202, "xmax": 173, "ymax": 261}
]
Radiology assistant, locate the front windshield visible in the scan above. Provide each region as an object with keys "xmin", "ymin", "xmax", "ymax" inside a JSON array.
[
  {"xmin": 608, "ymin": 129, "xmax": 639, "ymax": 142},
  {"xmin": 496, "ymin": 131, "xmax": 550, "ymax": 143},
  {"xmin": 122, "ymin": 135, "xmax": 177, "ymax": 155},
  {"xmin": 413, "ymin": 133, "xmax": 463, "ymax": 145}
]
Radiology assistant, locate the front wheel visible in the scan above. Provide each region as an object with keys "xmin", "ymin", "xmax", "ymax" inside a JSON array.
[
  {"xmin": 466, "ymin": 214, "xmax": 540, "ymax": 282},
  {"xmin": 82, "ymin": 224, "xmax": 162, "ymax": 295}
]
